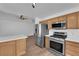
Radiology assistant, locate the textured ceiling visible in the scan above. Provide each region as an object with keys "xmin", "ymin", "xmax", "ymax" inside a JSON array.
[{"xmin": 0, "ymin": 3, "xmax": 79, "ymax": 19}]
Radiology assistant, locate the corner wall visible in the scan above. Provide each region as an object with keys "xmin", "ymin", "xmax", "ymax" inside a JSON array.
[{"xmin": 0, "ymin": 11, "xmax": 35, "ymax": 36}]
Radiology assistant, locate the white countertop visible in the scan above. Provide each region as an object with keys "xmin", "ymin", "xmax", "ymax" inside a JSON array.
[
  {"xmin": 0, "ymin": 35, "xmax": 28, "ymax": 42},
  {"xmin": 66, "ymin": 38, "xmax": 79, "ymax": 43},
  {"xmin": 45, "ymin": 35, "xmax": 50, "ymax": 37}
]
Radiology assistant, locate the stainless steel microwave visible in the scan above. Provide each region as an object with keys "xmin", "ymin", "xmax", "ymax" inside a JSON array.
[{"xmin": 52, "ymin": 22, "xmax": 66, "ymax": 28}]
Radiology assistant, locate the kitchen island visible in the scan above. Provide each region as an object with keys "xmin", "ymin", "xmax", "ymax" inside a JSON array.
[{"xmin": 0, "ymin": 35, "xmax": 28, "ymax": 56}]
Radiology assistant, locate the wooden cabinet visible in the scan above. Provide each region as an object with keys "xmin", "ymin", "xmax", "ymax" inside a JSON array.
[
  {"xmin": 58, "ymin": 16, "xmax": 66, "ymax": 22},
  {"xmin": 0, "ymin": 38, "xmax": 27, "ymax": 56},
  {"xmin": 48, "ymin": 21, "xmax": 52, "ymax": 29},
  {"xmin": 77, "ymin": 12, "xmax": 79, "ymax": 29},
  {"xmin": 66, "ymin": 13, "xmax": 78, "ymax": 29},
  {"xmin": 65, "ymin": 40, "xmax": 79, "ymax": 56},
  {"xmin": 0, "ymin": 41, "xmax": 16, "ymax": 56},
  {"xmin": 16, "ymin": 39, "xmax": 27, "ymax": 56},
  {"xmin": 40, "ymin": 12, "xmax": 79, "ymax": 29},
  {"xmin": 45, "ymin": 36, "xmax": 49, "ymax": 48},
  {"xmin": 40, "ymin": 16, "xmax": 66, "ymax": 30},
  {"xmin": 48, "ymin": 18, "xmax": 59, "ymax": 29},
  {"xmin": 40, "ymin": 20, "xmax": 48, "ymax": 24},
  {"xmin": 50, "ymin": 18, "xmax": 58, "ymax": 24}
]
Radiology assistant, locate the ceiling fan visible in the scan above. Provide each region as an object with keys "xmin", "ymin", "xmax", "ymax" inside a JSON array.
[
  {"xmin": 19, "ymin": 15, "xmax": 28, "ymax": 20},
  {"xmin": 19, "ymin": 15, "xmax": 34, "ymax": 20},
  {"xmin": 19, "ymin": 3, "xmax": 37, "ymax": 20}
]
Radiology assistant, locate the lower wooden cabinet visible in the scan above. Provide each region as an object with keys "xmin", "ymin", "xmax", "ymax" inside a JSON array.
[
  {"xmin": 0, "ymin": 39, "xmax": 27, "ymax": 56},
  {"xmin": 45, "ymin": 36, "xmax": 49, "ymax": 48},
  {"xmin": 16, "ymin": 39, "xmax": 27, "ymax": 56},
  {"xmin": 65, "ymin": 40, "xmax": 79, "ymax": 56},
  {"xmin": 0, "ymin": 41, "xmax": 16, "ymax": 56}
]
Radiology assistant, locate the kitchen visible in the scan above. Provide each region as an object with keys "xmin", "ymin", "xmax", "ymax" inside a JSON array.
[
  {"xmin": 36, "ymin": 11, "xmax": 79, "ymax": 56},
  {"xmin": 0, "ymin": 3, "xmax": 79, "ymax": 56}
]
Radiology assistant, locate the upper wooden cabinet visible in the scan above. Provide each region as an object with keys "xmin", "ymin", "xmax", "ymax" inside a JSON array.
[
  {"xmin": 77, "ymin": 12, "xmax": 79, "ymax": 29},
  {"xmin": 40, "ymin": 20, "xmax": 48, "ymax": 24},
  {"xmin": 66, "ymin": 12, "xmax": 78, "ymax": 29},
  {"xmin": 50, "ymin": 18, "xmax": 59, "ymax": 24},
  {"xmin": 48, "ymin": 18, "xmax": 59, "ymax": 29},
  {"xmin": 58, "ymin": 16, "xmax": 66, "ymax": 22},
  {"xmin": 48, "ymin": 21, "xmax": 52, "ymax": 29},
  {"xmin": 40, "ymin": 12, "xmax": 79, "ymax": 29}
]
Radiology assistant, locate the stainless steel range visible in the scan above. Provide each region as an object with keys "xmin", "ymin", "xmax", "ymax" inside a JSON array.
[{"xmin": 49, "ymin": 32, "xmax": 67, "ymax": 56}]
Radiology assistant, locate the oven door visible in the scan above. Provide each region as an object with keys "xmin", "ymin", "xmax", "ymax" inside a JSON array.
[{"xmin": 49, "ymin": 38, "xmax": 64, "ymax": 55}]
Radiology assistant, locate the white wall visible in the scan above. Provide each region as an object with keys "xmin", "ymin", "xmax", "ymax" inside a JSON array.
[
  {"xmin": 0, "ymin": 11, "xmax": 35, "ymax": 37},
  {"xmin": 35, "ymin": 17, "xmax": 40, "ymax": 24}
]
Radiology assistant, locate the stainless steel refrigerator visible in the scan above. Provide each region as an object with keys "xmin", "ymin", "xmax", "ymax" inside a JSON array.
[{"xmin": 35, "ymin": 24, "xmax": 49, "ymax": 48}]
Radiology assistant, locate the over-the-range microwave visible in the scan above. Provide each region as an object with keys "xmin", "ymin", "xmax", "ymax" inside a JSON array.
[{"xmin": 52, "ymin": 22, "xmax": 66, "ymax": 28}]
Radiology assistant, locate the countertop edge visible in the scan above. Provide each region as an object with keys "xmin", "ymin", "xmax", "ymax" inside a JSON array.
[
  {"xmin": 65, "ymin": 39, "xmax": 79, "ymax": 43},
  {"xmin": 0, "ymin": 36, "xmax": 28, "ymax": 43}
]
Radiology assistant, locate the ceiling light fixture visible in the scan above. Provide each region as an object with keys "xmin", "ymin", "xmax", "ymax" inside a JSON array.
[{"xmin": 32, "ymin": 3, "xmax": 36, "ymax": 8}]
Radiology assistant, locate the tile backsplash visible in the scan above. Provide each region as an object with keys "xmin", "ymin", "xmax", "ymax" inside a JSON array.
[
  {"xmin": 49, "ymin": 29, "xmax": 67, "ymax": 35},
  {"xmin": 49, "ymin": 29, "xmax": 79, "ymax": 40}
]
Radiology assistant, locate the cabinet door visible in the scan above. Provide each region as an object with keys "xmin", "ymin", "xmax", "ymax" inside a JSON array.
[
  {"xmin": 40, "ymin": 20, "xmax": 48, "ymax": 24},
  {"xmin": 77, "ymin": 12, "xmax": 79, "ymax": 29},
  {"xmin": 58, "ymin": 16, "xmax": 66, "ymax": 22},
  {"xmin": 45, "ymin": 36, "xmax": 49, "ymax": 48},
  {"xmin": 16, "ymin": 39, "xmax": 26, "ymax": 56},
  {"xmin": 66, "ymin": 13, "xmax": 77, "ymax": 29},
  {"xmin": 65, "ymin": 40, "xmax": 79, "ymax": 56},
  {"xmin": 0, "ymin": 41, "xmax": 16, "ymax": 56},
  {"xmin": 50, "ymin": 18, "xmax": 59, "ymax": 24},
  {"xmin": 48, "ymin": 21, "xmax": 52, "ymax": 29}
]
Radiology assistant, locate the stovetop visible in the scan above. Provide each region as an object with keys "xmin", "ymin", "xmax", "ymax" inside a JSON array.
[
  {"xmin": 50, "ymin": 32, "xmax": 67, "ymax": 39},
  {"xmin": 50, "ymin": 35, "xmax": 67, "ymax": 39}
]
